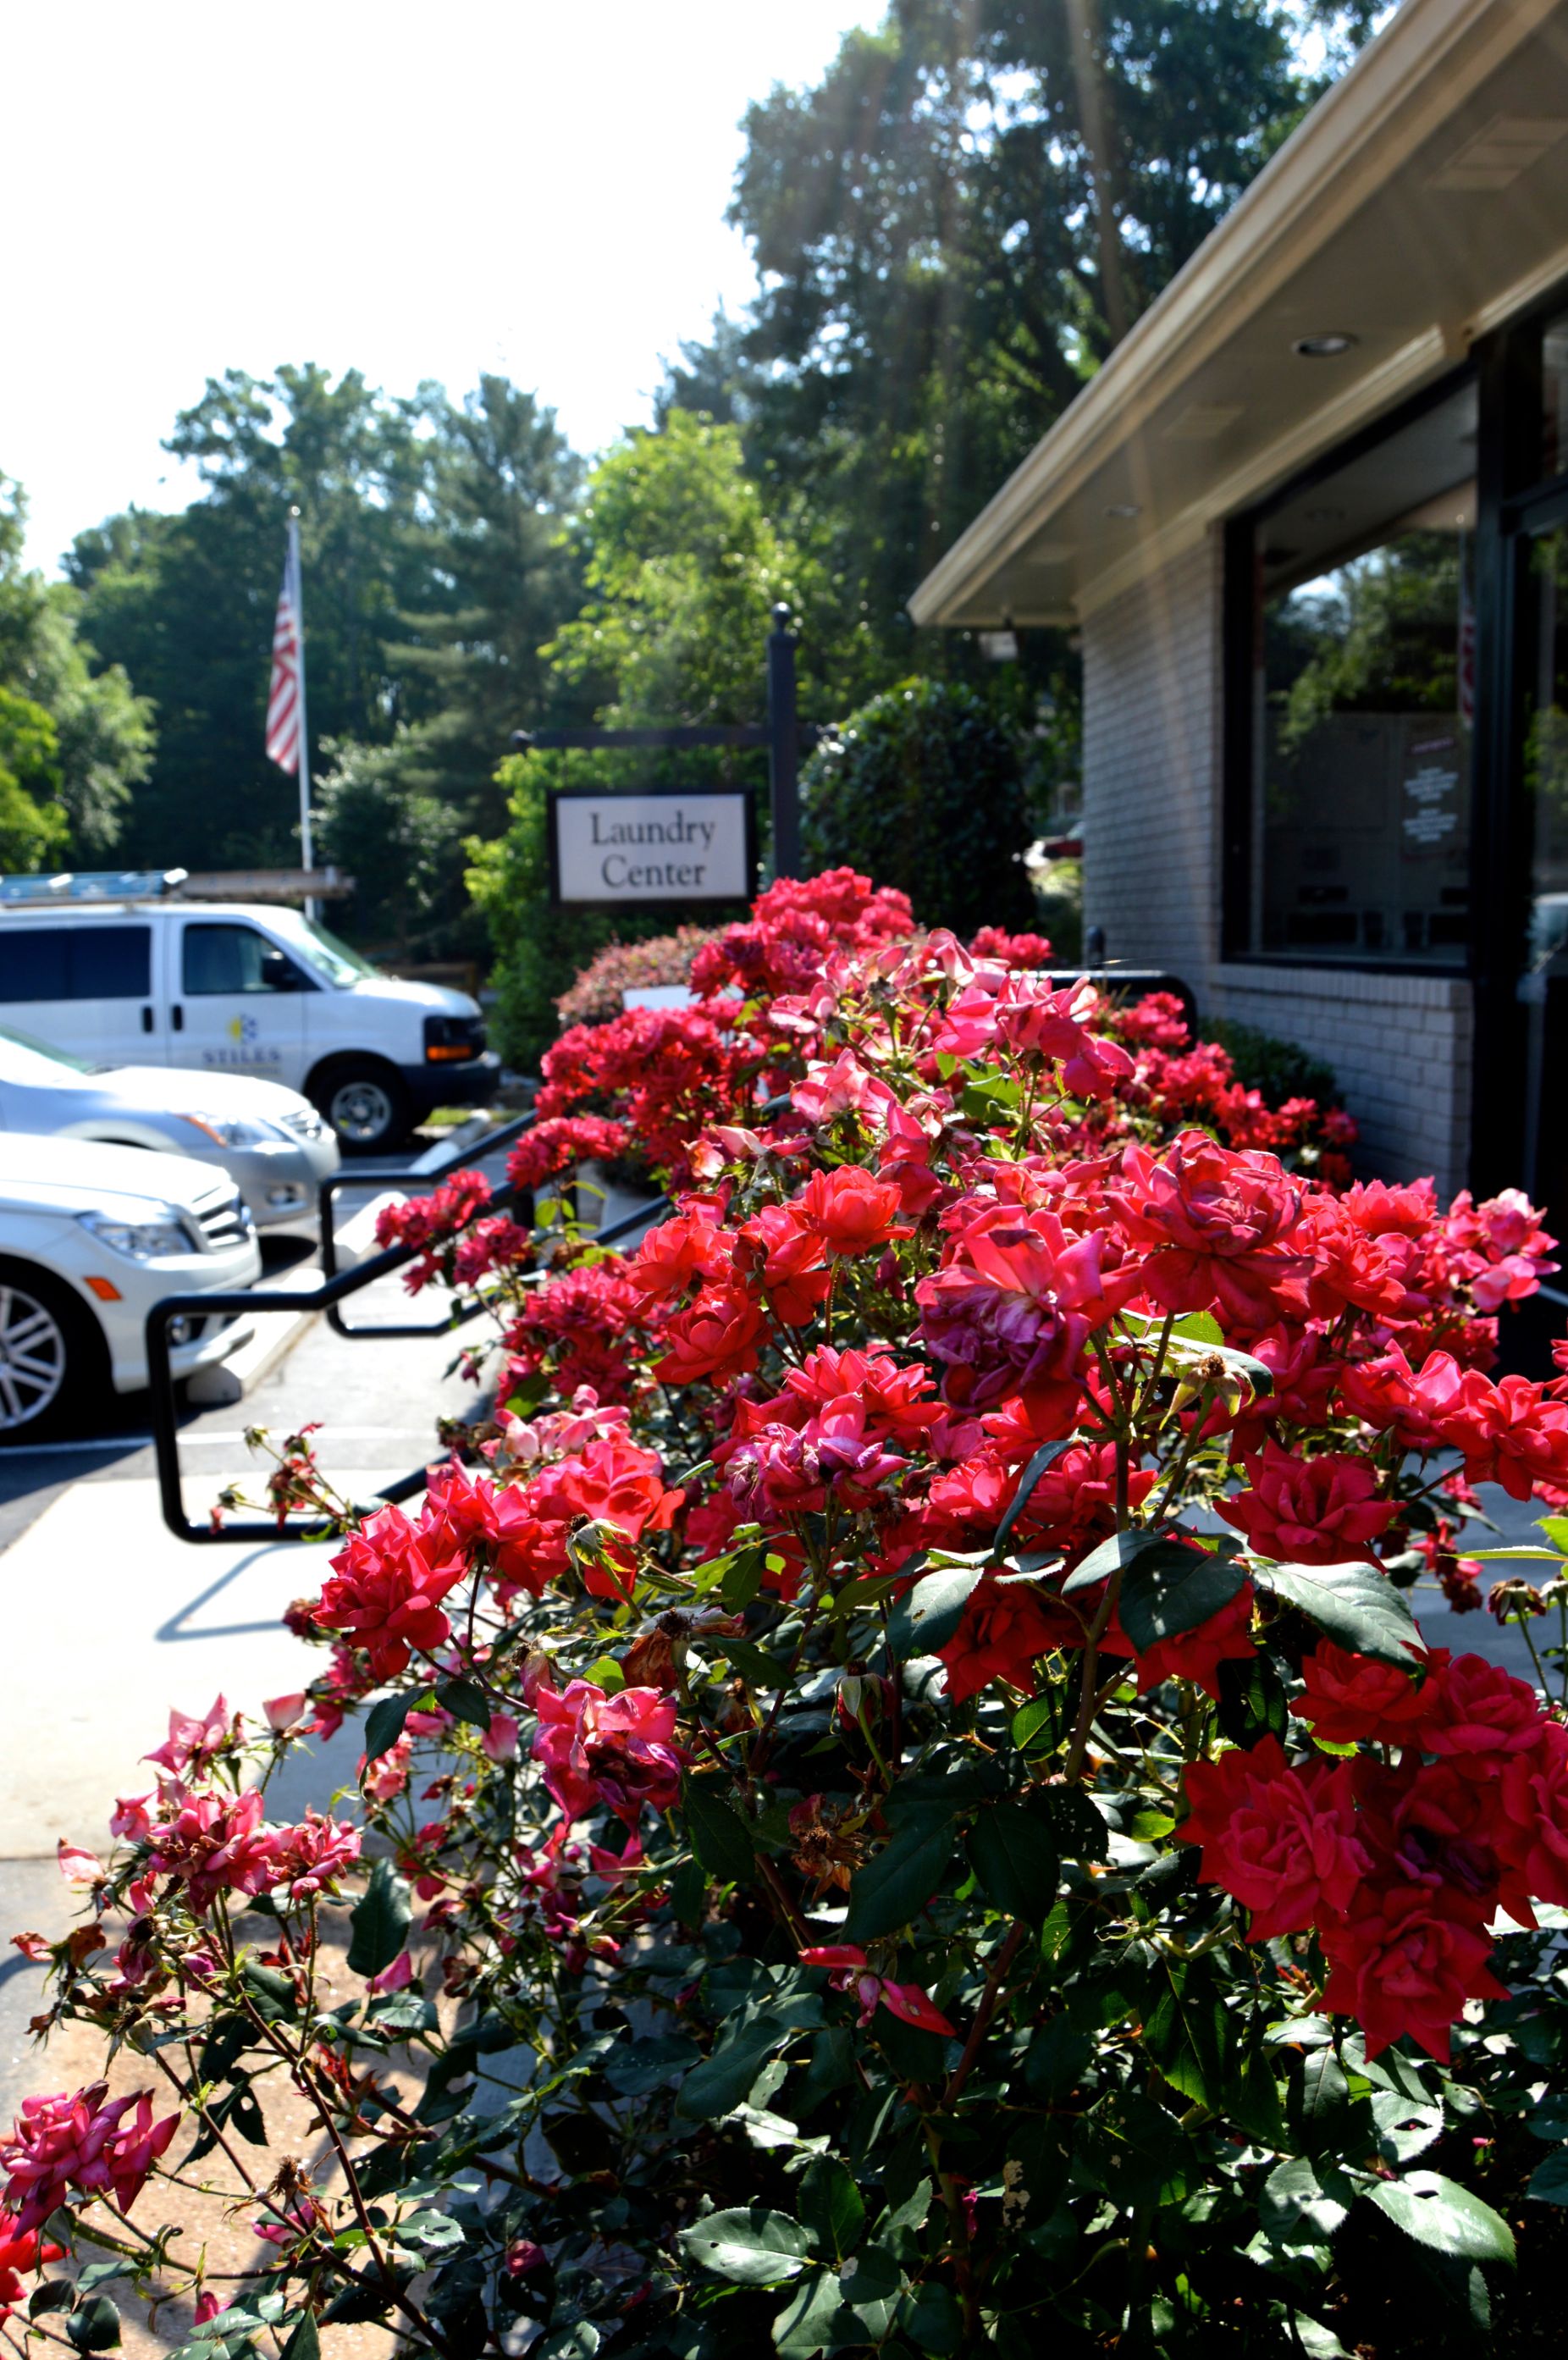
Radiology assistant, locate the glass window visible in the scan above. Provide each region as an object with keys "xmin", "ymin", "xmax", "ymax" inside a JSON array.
[
  {"xmin": 1243, "ymin": 382, "xmax": 1477, "ymax": 964},
  {"xmin": 0, "ymin": 925, "xmax": 148, "ymax": 1002},
  {"xmin": 72, "ymin": 926, "xmax": 151, "ymax": 999},
  {"xmin": 182, "ymin": 923, "xmax": 309, "ymax": 996},
  {"xmin": 0, "ymin": 928, "xmax": 69, "ymax": 1003}
]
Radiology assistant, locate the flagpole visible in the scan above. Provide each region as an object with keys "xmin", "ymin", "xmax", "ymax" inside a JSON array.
[{"xmin": 289, "ymin": 507, "xmax": 318, "ymax": 919}]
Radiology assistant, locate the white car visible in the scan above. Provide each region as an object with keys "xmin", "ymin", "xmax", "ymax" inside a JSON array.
[
  {"xmin": 0, "ymin": 879, "xmax": 500, "ymax": 1154},
  {"xmin": 0, "ymin": 1022, "xmax": 340, "ymax": 1226},
  {"xmin": 0, "ymin": 1134, "xmax": 262, "ymax": 1437}
]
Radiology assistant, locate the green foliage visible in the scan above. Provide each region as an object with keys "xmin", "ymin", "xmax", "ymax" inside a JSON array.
[
  {"xmin": 67, "ymin": 367, "xmax": 582, "ymax": 878},
  {"xmin": 1209, "ymin": 1015, "xmax": 1340, "ymax": 1108},
  {"xmin": 545, "ymin": 411, "xmax": 814, "ymax": 726},
  {"xmin": 0, "ymin": 474, "xmax": 151, "ymax": 863},
  {"xmin": 802, "ymin": 676, "xmax": 1035, "ymax": 932},
  {"xmin": 313, "ymin": 732, "xmax": 467, "ymax": 954},
  {"xmin": 471, "ymin": 420, "xmax": 796, "ymax": 1062}
]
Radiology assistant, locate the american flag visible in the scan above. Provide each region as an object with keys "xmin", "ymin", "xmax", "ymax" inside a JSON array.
[{"xmin": 264, "ymin": 520, "xmax": 305, "ymax": 775}]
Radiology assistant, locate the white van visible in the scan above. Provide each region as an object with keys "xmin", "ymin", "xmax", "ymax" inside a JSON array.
[{"xmin": 0, "ymin": 876, "xmax": 499, "ymax": 1154}]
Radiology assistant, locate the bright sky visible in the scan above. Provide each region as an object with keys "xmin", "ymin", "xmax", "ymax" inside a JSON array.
[{"xmin": 3, "ymin": 1, "xmax": 882, "ymax": 578}]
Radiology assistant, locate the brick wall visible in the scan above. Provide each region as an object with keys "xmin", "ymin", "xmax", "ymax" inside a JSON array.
[
  {"xmin": 1079, "ymin": 533, "xmax": 1475, "ymax": 1197},
  {"xmin": 1081, "ymin": 535, "xmax": 1225, "ymax": 976}
]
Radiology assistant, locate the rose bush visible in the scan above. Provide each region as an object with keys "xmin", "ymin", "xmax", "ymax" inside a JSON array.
[{"xmin": 13, "ymin": 868, "xmax": 1568, "ymax": 2357}]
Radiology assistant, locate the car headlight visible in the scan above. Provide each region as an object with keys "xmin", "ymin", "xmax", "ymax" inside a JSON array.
[
  {"xmin": 79, "ymin": 1208, "xmax": 195, "ymax": 1261},
  {"xmin": 179, "ymin": 1113, "xmax": 282, "ymax": 1149}
]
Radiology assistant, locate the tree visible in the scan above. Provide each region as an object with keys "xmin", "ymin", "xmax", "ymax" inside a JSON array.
[
  {"xmin": 473, "ymin": 412, "xmax": 808, "ymax": 1064},
  {"xmin": 801, "ymin": 677, "xmax": 1035, "ymax": 934},
  {"xmin": 313, "ymin": 732, "xmax": 467, "ymax": 955},
  {"xmin": 678, "ymin": 0, "xmax": 1378, "ymax": 683},
  {"xmin": 382, "ymin": 376, "xmax": 586, "ymax": 837},
  {"xmin": 545, "ymin": 409, "xmax": 817, "ymax": 724},
  {"xmin": 66, "ymin": 366, "xmax": 583, "ymax": 876},
  {"xmin": 0, "ymin": 474, "xmax": 151, "ymax": 863}
]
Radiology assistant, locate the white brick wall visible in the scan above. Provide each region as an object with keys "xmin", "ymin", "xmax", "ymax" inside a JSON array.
[{"xmin": 1080, "ymin": 534, "xmax": 1475, "ymax": 1197}]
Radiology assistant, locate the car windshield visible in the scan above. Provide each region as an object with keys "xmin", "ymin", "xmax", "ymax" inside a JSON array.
[
  {"xmin": 267, "ymin": 909, "xmax": 381, "ymax": 987},
  {"xmin": 0, "ymin": 1022, "xmax": 101, "ymax": 1080}
]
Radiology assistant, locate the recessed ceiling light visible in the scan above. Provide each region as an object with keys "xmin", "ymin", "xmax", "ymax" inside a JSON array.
[
  {"xmin": 1104, "ymin": 502, "xmax": 1141, "ymax": 519},
  {"xmin": 1294, "ymin": 332, "xmax": 1358, "ymax": 358}
]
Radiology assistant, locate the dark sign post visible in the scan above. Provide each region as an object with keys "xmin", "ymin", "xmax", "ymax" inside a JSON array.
[
  {"xmin": 512, "ymin": 611, "xmax": 814, "ymax": 909},
  {"xmin": 766, "ymin": 603, "xmax": 801, "ymax": 878}
]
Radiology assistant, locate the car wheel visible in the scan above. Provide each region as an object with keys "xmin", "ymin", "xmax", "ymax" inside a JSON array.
[
  {"xmin": 0, "ymin": 1263, "xmax": 108, "ymax": 1442},
  {"xmin": 314, "ymin": 1060, "xmax": 413, "ymax": 1156}
]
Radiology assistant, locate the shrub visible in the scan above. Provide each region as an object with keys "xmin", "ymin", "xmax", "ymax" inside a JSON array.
[
  {"xmin": 14, "ymin": 872, "xmax": 1568, "ymax": 2360},
  {"xmin": 1209, "ymin": 1015, "xmax": 1340, "ymax": 1112},
  {"xmin": 801, "ymin": 677, "xmax": 1035, "ymax": 935},
  {"xmin": 555, "ymin": 925, "xmax": 722, "ymax": 1027}
]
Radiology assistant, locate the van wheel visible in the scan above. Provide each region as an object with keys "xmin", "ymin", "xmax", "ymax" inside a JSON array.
[
  {"xmin": 312, "ymin": 1060, "xmax": 413, "ymax": 1156},
  {"xmin": 0, "ymin": 1263, "xmax": 108, "ymax": 1441}
]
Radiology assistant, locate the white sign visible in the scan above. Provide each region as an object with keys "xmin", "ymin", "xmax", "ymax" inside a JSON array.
[{"xmin": 552, "ymin": 792, "xmax": 752, "ymax": 905}]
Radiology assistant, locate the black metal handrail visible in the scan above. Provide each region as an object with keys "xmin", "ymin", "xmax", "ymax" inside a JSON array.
[
  {"xmin": 317, "ymin": 1108, "xmax": 538, "ymax": 1338},
  {"xmin": 146, "ymin": 1191, "xmax": 669, "ymax": 1545}
]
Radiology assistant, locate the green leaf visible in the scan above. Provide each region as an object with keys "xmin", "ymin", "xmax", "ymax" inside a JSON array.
[
  {"xmin": 679, "ymin": 2205, "xmax": 810, "ymax": 2286},
  {"xmin": 772, "ymin": 2267, "xmax": 847, "ymax": 2356},
  {"xmin": 1260, "ymin": 2156, "xmax": 1355, "ymax": 2247},
  {"xmin": 1371, "ymin": 2088, "xmax": 1444, "ymax": 2164},
  {"xmin": 897, "ymin": 2281, "xmax": 964, "ymax": 2354},
  {"xmin": 1118, "ymin": 1539, "xmax": 1249, "ymax": 1652},
  {"xmin": 1036, "ymin": 1783, "xmax": 1110, "ymax": 1864},
  {"xmin": 1527, "ymin": 2149, "xmax": 1568, "ymax": 2203},
  {"xmin": 362, "ymin": 1692, "xmax": 412, "ymax": 1764},
  {"xmin": 886, "ymin": 1564, "xmax": 984, "ymax": 1658},
  {"xmin": 994, "ymin": 1440, "xmax": 1072, "ymax": 1553},
  {"xmin": 347, "ymin": 1855, "xmax": 412, "ymax": 1979},
  {"xmin": 1144, "ymin": 1959, "xmax": 1228, "ymax": 2107},
  {"xmin": 279, "ymin": 2312, "xmax": 322, "ymax": 2360},
  {"xmin": 1025, "ymin": 2018, "xmax": 1091, "ymax": 2100},
  {"xmin": 1539, "ymin": 1514, "xmax": 1568, "ymax": 1552},
  {"xmin": 65, "ymin": 2298, "xmax": 120, "ymax": 2353},
  {"xmin": 676, "ymin": 2002, "xmax": 822, "ymax": 2121},
  {"xmin": 1250, "ymin": 1559, "xmax": 1427, "ymax": 1669},
  {"xmin": 29, "ymin": 2283, "xmax": 75, "ymax": 2317},
  {"xmin": 1012, "ymin": 1693, "xmax": 1064, "ymax": 1759},
  {"xmin": 682, "ymin": 1776, "xmax": 756, "ymax": 1885},
  {"xmin": 1062, "ymin": 1524, "xmax": 1179, "ymax": 1598},
  {"xmin": 965, "ymin": 1801, "xmax": 1060, "ymax": 1924},
  {"xmin": 843, "ymin": 1815, "xmax": 957, "ymax": 1942},
  {"xmin": 798, "ymin": 2155, "xmax": 864, "ymax": 2262},
  {"xmin": 1365, "ymin": 2172, "xmax": 1516, "ymax": 2263},
  {"xmin": 434, "ymin": 1677, "xmax": 490, "ymax": 1731}
]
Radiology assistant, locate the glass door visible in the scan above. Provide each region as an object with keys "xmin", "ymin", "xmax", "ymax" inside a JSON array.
[{"xmin": 1521, "ymin": 519, "xmax": 1568, "ymax": 1218}]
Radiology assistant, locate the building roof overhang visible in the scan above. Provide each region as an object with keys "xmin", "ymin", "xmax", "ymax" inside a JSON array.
[{"xmin": 908, "ymin": 0, "xmax": 1568, "ymax": 630}]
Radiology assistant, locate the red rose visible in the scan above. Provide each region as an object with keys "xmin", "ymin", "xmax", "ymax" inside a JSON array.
[
  {"xmin": 936, "ymin": 1575, "xmax": 1079, "ymax": 1705},
  {"xmin": 314, "ymin": 1506, "xmax": 468, "ymax": 1678},
  {"xmin": 1179, "ymin": 1736, "xmax": 1367, "ymax": 1940},
  {"xmin": 1320, "ymin": 1883, "xmax": 1505, "ymax": 2060},
  {"xmin": 1497, "ymin": 1721, "xmax": 1568, "ymax": 1907},
  {"xmin": 1217, "ymin": 1440, "xmax": 1395, "ymax": 1567},
  {"xmin": 794, "ymin": 1163, "xmax": 911, "ymax": 1257},
  {"xmin": 1107, "ymin": 1130, "xmax": 1308, "ymax": 1327},
  {"xmin": 1293, "ymin": 1639, "xmax": 1444, "ymax": 1747},
  {"xmin": 1421, "ymin": 1652, "xmax": 1545, "ymax": 1769},
  {"xmin": 654, "ymin": 1284, "xmax": 770, "ymax": 1385}
]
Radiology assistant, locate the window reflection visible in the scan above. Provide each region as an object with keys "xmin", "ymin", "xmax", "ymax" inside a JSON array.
[
  {"xmin": 1248, "ymin": 383, "xmax": 1477, "ymax": 964},
  {"xmin": 1543, "ymin": 313, "xmax": 1568, "ymax": 479}
]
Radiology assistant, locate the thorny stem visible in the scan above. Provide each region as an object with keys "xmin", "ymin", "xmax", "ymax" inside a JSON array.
[{"xmin": 942, "ymin": 1921, "xmax": 1027, "ymax": 2110}]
